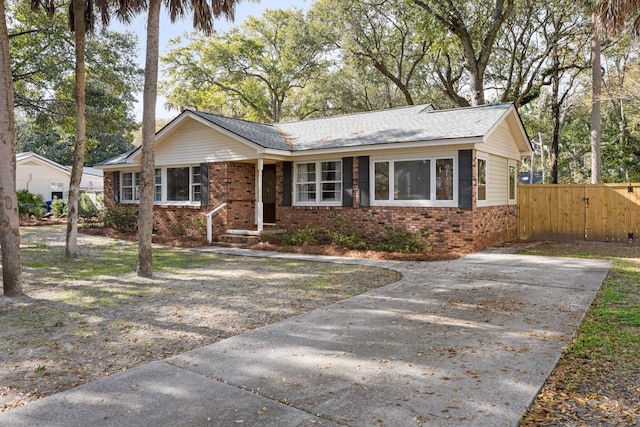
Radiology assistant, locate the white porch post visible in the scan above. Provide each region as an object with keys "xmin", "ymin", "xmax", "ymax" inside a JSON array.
[{"xmin": 256, "ymin": 159, "xmax": 264, "ymax": 232}]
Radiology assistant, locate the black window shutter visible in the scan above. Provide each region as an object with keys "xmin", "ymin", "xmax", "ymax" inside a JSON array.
[
  {"xmin": 113, "ymin": 172, "xmax": 120, "ymax": 203},
  {"xmin": 342, "ymin": 157, "xmax": 353, "ymax": 207},
  {"xmin": 282, "ymin": 161, "xmax": 292, "ymax": 206},
  {"xmin": 458, "ymin": 149, "xmax": 473, "ymax": 209},
  {"xmin": 200, "ymin": 163, "xmax": 209, "ymax": 207},
  {"xmin": 358, "ymin": 156, "xmax": 370, "ymax": 207}
]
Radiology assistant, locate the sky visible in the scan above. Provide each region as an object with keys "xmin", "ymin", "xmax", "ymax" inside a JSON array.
[{"xmin": 113, "ymin": 0, "xmax": 310, "ymax": 121}]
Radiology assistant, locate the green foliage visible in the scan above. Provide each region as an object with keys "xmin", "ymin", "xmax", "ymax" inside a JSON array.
[
  {"xmin": 79, "ymin": 193, "xmax": 101, "ymax": 219},
  {"xmin": 16, "ymin": 190, "xmax": 45, "ymax": 218},
  {"xmin": 328, "ymin": 219, "xmax": 368, "ymax": 250},
  {"xmin": 281, "ymin": 226, "xmax": 320, "ymax": 246},
  {"xmin": 50, "ymin": 197, "xmax": 67, "ymax": 218},
  {"xmin": 161, "ymin": 8, "xmax": 332, "ymax": 123},
  {"xmin": 9, "ymin": 1, "xmax": 142, "ymax": 165},
  {"xmin": 375, "ymin": 228, "xmax": 433, "ymax": 254},
  {"xmin": 103, "ymin": 206, "xmax": 139, "ymax": 232},
  {"xmin": 171, "ymin": 217, "xmax": 206, "ymax": 238}
]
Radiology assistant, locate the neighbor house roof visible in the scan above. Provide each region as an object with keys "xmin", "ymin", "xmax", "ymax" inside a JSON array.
[
  {"xmin": 17, "ymin": 152, "xmax": 70, "ymax": 173},
  {"xmin": 96, "ymin": 103, "xmax": 530, "ymax": 166}
]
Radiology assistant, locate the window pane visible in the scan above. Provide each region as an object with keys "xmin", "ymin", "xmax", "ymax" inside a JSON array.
[
  {"xmin": 321, "ymin": 182, "xmax": 341, "ymax": 202},
  {"xmin": 167, "ymin": 167, "xmax": 190, "ymax": 201},
  {"xmin": 436, "ymin": 159, "xmax": 453, "ymax": 201},
  {"xmin": 191, "ymin": 167, "xmax": 201, "ymax": 202},
  {"xmin": 375, "ymin": 162, "xmax": 390, "ymax": 200},
  {"xmin": 296, "ymin": 183, "xmax": 316, "ymax": 202},
  {"xmin": 296, "ymin": 163, "xmax": 315, "ymax": 182},
  {"xmin": 478, "ymin": 159, "xmax": 487, "ymax": 201},
  {"xmin": 394, "ymin": 160, "xmax": 430, "ymax": 200},
  {"xmin": 154, "ymin": 169, "xmax": 162, "ymax": 201},
  {"xmin": 509, "ymin": 165, "xmax": 516, "ymax": 200},
  {"xmin": 122, "ymin": 172, "xmax": 132, "ymax": 187},
  {"xmin": 321, "ymin": 161, "xmax": 341, "ymax": 181}
]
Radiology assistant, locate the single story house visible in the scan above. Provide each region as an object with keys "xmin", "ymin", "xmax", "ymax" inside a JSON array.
[
  {"xmin": 96, "ymin": 103, "xmax": 531, "ymax": 251},
  {"xmin": 16, "ymin": 152, "xmax": 104, "ymax": 204}
]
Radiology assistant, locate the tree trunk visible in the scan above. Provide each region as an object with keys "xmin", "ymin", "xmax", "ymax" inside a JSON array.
[
  {"xmin": 0, "ymin": 1, "xmax": 22, "ymax": 296},
  {"xmin": 65, "ymin": 0, "xmax": 87, "ymax": 258},
  {"xmin": 137, "ymin": 0, "xmax": 160, "ymax": 278},
  {"xmin": 591, "ymin": 19, "xmax": 602, "ymax": 184},
  {"xmin": 550, "ymin": 76, "xmax": 560, "ymax": 184},
  {"xmin": 468, "ymin": 70, "xmax": 485, "ymax": 107},
  {"xmin": 550, "ymin": 48, "xmax": 560, "ymax": 184}
]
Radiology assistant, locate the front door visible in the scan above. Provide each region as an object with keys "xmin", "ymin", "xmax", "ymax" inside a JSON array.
[{"xmin": 262, "ymin": 164, "xmax": 276, "ymax": 224}]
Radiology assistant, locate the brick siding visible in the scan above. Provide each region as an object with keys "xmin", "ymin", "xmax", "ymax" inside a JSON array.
[{"xmin": 104, "ymin": 155, "xmax": 518, "ymax": 252}]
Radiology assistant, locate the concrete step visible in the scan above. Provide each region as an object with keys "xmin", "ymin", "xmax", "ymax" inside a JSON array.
[{"xmin": 217, "ymin": 234, "xmax": 260, "ymax": 246}]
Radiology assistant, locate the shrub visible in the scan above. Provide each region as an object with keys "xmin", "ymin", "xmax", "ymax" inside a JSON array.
[
  {"xmin": 79, "ymin": 193, "xmax": 101, "ymax": 219},
  {"xmin": 103, "ymin": 206, "xmax": 139, "ymax": 232},
  {"xmin": 375, "ymin": 228, "xmax": 433, "ymax": 254},
  {"xmin": 281, "ymin": 226, "xmax": 320, "ymax": 246},
  {"xmin": 50, "ymin": 197, "xmax": 67, "ymax": 218},
  {"xmin": 17, "ymin": 190, "xmax": 45, "ymax": 219},
  {"xmin": 329, "ymin": 218, "xmax": 369, "ymax": 250},
  {"xmin": 171, "ymin": 217, "xmax": 206, "ymax": 237}
]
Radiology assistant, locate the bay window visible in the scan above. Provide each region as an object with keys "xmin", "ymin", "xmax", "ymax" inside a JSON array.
[
  {"xmin": 373, "ymin": 156, "xmax": 456, "ymax": 205},
  {"xmin": 295, "ymin": 160, "xmax": 342, "ymax": 205}
]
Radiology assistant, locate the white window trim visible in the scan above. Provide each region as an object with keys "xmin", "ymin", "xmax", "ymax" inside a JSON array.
[
  {"xmin": 120, "ymin": 171, "xmax": 139, "ymax": 204},
  {"xmin": 477, "ymin": 156, "xmax": 488, "ymax": 206},
  {"xmin": 370, "ymin": 155, "xmax": 458, "ymax": 207},
  {"xmin": 293, "ymin": 160, "xmax": 343, "ymax": 206},
  {"xmin": 120, "ymin": 165, "xmax": 202, "ymax": 206},
  {"xmin": 508, "ymin": 161, "xmax": 517, "ymax": 204}
]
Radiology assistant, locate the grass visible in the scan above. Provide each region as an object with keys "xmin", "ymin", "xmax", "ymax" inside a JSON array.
[{"xmin": 519, "ymin": 242, "xmax": 640, "ymax": 426}]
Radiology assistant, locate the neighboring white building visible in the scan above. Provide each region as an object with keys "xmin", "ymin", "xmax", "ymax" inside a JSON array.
[{"xmin": 16, "ymin": 152, "xmax": 104, "ymax": 203}]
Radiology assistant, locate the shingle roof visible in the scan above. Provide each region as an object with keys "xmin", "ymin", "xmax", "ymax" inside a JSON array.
[
  {"xmin": 277, "ymin": 103, "xmax": 511, "ymax": 151},
  {"xmin": 194, "ymin": 103, "xmax": 513, "ymax": 151},
  {"xmin": 192, "ymin": 111, "xmax": 291, "ymax": 151}
]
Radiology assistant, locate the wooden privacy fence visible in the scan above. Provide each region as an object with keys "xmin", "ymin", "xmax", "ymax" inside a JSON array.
[{"xmin": 518, "ymin": 183, "xmax": 640, "ymax": 243}]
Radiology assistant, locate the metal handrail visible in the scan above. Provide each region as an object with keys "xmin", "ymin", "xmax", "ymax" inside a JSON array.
[{"xmin": 205, "ymin": 202, "xmax": 227, "ymax": 243}]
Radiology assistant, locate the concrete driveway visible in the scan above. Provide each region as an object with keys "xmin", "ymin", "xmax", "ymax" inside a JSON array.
[{"xmin": 0, "ymin": 249, "xmax": 610, "ymax": 426}]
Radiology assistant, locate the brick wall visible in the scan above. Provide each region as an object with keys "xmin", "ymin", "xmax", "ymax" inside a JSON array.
[
  {"xmin": 103, "ymin": 157, "xmax": 518, "ymax": 251},
  {"xmin": 473, "ymin": 205, "xmax": 519, "ymax": 250},
  {"xmin": 103, "ymin": 172, "xmax": 115, "ymax": 209}
]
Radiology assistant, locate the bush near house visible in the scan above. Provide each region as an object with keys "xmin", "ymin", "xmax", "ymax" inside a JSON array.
[
  {"xmin": 17, "ymin": 190, "xmax": 45, "ymax": 219},
  {"xmin": 279, "ymin": 220, "xmax": 434, "ymax": 255},
  {"xmin": 102, "ymin": 205, "xmax": 139, "ymax": 232},
  {"xmin": 50, "ymin": 197, "xmax": 67, "ymax": 218}
]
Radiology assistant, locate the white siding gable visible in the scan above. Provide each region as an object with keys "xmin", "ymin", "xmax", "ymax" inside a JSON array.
[
  {"xmin": 16, "ymin": 160, "xmax": 70, "ymax": 200},
  {"xmin": 154, "ymin": 120, "xmax": 258, "ymax": 166},
  {"xmin": 482, "ymin": 122, "xmax": 523, "ymax": 160}
]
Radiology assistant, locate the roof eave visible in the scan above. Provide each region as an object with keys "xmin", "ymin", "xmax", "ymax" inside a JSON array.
[{"xmin": 288, "ymin": 137, "xmax": 484, "ymax": 157}]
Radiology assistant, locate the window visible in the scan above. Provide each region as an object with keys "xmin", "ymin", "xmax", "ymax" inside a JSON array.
[
  {"xmin": 121, "ymin": 166, "xmax": 201, "ymax": 204},
  {"xmin": 154, "ymin": 169, "xmax": 162, "ymax": 202},
  {"xmin": 509, "ymin": 164, "xmax": 517, "ymax": 201},
  {"xmin": 395, "ymin": 160, "xmax": 430, "ymax": 200},
  {"xmin": 373, "ymin": 156, "xmax": 455, "ymax": 205},
  {"xmin": 477, "ymin": 158, "xmax": 487, "ymax": 201},
  {"xmin": 121, "ymin": 172, "xmax": 139, "ymax": 202},
  {"xmin": 295, "ymin": 161, "xmax": 342, "ymax": 205},
  {"xmin": 436, "ymin": 159, "xmax": 453, "ymax": 201},
  {"xmin": 191, "ymin": 167, "xmax": 201, "ymax": 202}
]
